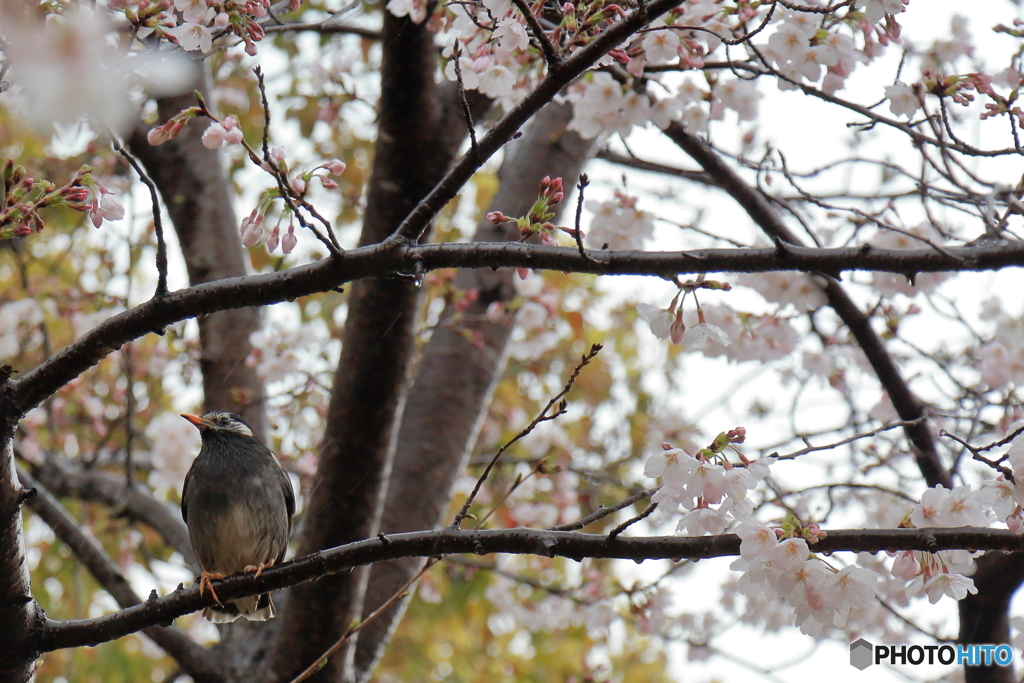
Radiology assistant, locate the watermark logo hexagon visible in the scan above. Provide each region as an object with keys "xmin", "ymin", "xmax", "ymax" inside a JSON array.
[{"xmin": 850, "ymin": 638, "xmax": 874, "ymax": 670}]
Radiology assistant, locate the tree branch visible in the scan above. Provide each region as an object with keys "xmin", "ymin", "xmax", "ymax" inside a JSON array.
[
  {"xmin": 10, "ymin": 238, "xmax": 1024, "ymax": 420},
  {"xmin": 388, "ymin": 0, "xmax": 685, "ymax": 243},
  {"xmin": 26, "ymin": 456, "xmax": 197, "ymax": 573},
  {"xmin": 30, "ymin": 525, "xmax": 1024, "ymax": 655},
  {"xmin": 352, "ymin": 100, "xmax": 595, "ymax": 679}
]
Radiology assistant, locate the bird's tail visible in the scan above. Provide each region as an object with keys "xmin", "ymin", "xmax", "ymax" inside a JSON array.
[{"xmin": 204, "ymin": 594, "xmax": 276, "ymax": 623}]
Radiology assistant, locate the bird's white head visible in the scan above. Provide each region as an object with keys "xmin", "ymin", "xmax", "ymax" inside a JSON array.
[{"xmin": 181, "ymin": 411, "xmax": 255, "ymax": 438}]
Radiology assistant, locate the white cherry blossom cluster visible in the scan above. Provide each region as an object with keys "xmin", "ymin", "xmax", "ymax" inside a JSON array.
[
  {"xmin": 440, "ymin": 0, "xmax": 535, "ymax": 105},
  {"xmin": 644, "ymin": 433, "xmax": 776, "ymax": 535},
  {"xmin": 978, "ymin": 297, "xmax": 1024, "ymax": 391},
  {"xmin": 585, "ymin": 189, "xmax": 654, "ymax": 251},
  {"xmin": 731, "ymin": 523, "xmax": 878, "ymax": 636}
]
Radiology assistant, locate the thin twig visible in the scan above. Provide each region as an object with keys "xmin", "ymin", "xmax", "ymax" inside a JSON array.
[
  {"xmin": 940, "ymin": 430, "xmax": 1014, "ymax": 480},
  {"xmin": 774, "ymin": 418, "xmax": 927, "ymax": 460},
  {"xmin": 451, "ymin": 344, "xmax": 603, "ymax": 528},
  {"xmin": 608, "ymin": 502, "xmax": 658, "ymax": 540},
  {"xmin": 509, "ymin": 0, "xmax": 561, "ymax": 70},
  {"xmin": 110, "ymin": 134, "xmax": 168, "ymax": 298},
  {"xmin": 250, "ymin": 69, "xmax": 342, "ymax": 254},
  {"xmin": 549, "ymin": 487, "xmax": 659, "ymax": 531},
  {"xmin": 452, "ymin": 42, "xmax": 479, "ymax": 161},
  {"xmin": 288, "ymin": 558, "xmax": 439, "ymax": 683},
  {"xmin": 573, "ymin": 173, "xmax": 598, "ymax": 263}
]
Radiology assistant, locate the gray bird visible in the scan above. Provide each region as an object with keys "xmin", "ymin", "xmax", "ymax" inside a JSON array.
[{"xmin": 181, "ymin": 411, "xmax": 295, "ymax": 623}]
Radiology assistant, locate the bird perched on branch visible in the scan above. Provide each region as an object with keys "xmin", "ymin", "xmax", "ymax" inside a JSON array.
[{"xmin": 181, "ymin": 411, "xmax": 295, "ymax": 622}]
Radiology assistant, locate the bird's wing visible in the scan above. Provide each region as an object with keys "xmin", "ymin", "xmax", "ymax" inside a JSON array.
[
  {"xmin": 269, "ymin": 450, "xmax": 296, "ymax": 526},
  {"xmin": 280, "ymin": 460, "xmax": 296, "ymax": 525},
  {"xmin": 181, "ymin": 462, "xmax": 196, "ymax": 525}
]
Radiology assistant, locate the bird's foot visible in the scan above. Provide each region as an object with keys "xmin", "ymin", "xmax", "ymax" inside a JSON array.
[
  {"xmin": 243, "ymin": 559, "xmax": 275, "ymax": 579},
  {"xmin": 199, "ymin": 571, "xmax": 224, "ymax": 605}
]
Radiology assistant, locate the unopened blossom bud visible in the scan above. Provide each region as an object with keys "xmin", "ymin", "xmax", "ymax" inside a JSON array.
[
  {"xmin": 240, "ymin": 207, "xmax": 259, "ymax": 236},
  {"xmin": 562, "ymin": 2, "xmax": 574, "ymax": 13},
  {"xmin": 539, "ymin": 176, "xmax": 551, "ymax": 193},
  {"xmin": 241, "ymin": 220, "xmax": 264, "ymax": 247},
  {"xmin": 326, "ymin": 159, "xmax": 346, "ymax": 175},
  {"xmin": 486, "ymin": 211, "xmax": 508, "ymax": 224},
  {"xmin": 281, "ymin": 225, "xmax": 297, "ymax": 254},
  {"xmin": 662, "ymin": 442, "xmax": 673, "ymax": 450},
  {"xmin": 13, "ymin": 223, "xmax": 31, "ymax": 237},
  {"xmin": 271, "ymin": 146, "xmax": 286, "ymax": 163},
  {"xmin": 290, "ymin": 175, "xmax": 307, "ymax": 194},
  {"xmin": 516, "ymin": 267, "xmax": 531, "ymax": 280},
  {"xmin": 320, "ymin": 177, "xmax": 339, "ymax": 189},
  {"xmin": 550, "ymin": 191, "xmax": 564, "ymax": 204},
  {"xmin": 670, "ymin": 310, "xmax": 686, "ymax": 345},
  {"xmin": 148, "ymin": 126, "xmax": 172, "ymax": 146},
  {"xmin": 266, "ymin": 225, "xmax": 280, "ymax": 252},
  {"xmin": 214, "ymin": 11, "xmax": 230, "ymax": 27},
  {"xmin": 245, "ymin": 40, "xmax": 258, "ymax": 56}
]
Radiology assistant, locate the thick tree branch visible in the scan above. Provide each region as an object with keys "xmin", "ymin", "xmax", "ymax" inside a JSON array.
[
  {"xmin": 10, "ymin": 239, "xmax": 1024, "ymax": 420},
  {"xmin": 26, "ymin": 456, "xmax": 197, "ymax": 572},
  {"xmin": 388, "ymin": 0, "xmax": 685, "ymax": 243},
  {"xmin": 354, "ymin": 100, "xmax": 595, "ymax": 679},
  {"xmin": 17, "ymin": 468, "xmax": 222, "ymax": 683},
  {"xmin": 0, "ymin": 436, "xmax": 38, "ymax": 683},
  {"xmin": 29, "ymin": 525, "xmax": 1024, "ymax": 655},
  {"xmin": 269, "ymin": 10, "xmax": 458, "ymax": 682}
]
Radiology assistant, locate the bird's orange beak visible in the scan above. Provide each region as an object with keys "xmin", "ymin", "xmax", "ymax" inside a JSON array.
[{"xmin": 181, "ymin": 414, "xmax": 214, "ymax": 429}]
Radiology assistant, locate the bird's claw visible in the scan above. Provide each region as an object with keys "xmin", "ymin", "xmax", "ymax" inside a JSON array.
[
  {"xmin": 199, "ymin": 571, "xmax": 224, "ymax": 605},
  {"xmin": 243, "ymin": 559, "xmax": 275, "ymax": 579}
]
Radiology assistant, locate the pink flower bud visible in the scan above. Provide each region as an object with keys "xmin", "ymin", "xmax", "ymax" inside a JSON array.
[
  {"xmin": 271, "ymin": 146, "xmax": 286, "ymax": 163},
  {"xmin": 550, "ymin": 191, "xmax": 564, "ymax": 204},
  {"xmin": 670, "ymin": 310, "xmax": 686, "ymax": 345},
  {"xmin": 245, "ymin": 40, "xmax": 258, "ymax": 56},
  {"xmin": 320, "ymin": 176, "xmax": 339, "ymax": 189},
  {"xmin": 290, "ymin": 175, "xmax": 307, "ymax": 194},
  {"xmin": 326, "ymin": 159, "xmax": 347, "ymax": 175},
  {"xmin": 241, "ymin": 221, "xmax": 263, "ymax": 247},
  {"xmin": 214, "ymin": 11, "xmax": 230, "ymax": 27},
  {"xmin": 486, "ymin": 211, "xmax": 507, "ymax": 224},
  {"xmin": 516, "ymin": 267, "xmax": 531, "ymax": 280},
  {"xmin": 147, "ymin": 125, "xmax": 171, "ymax": 146},
  {"xmin": 281, "ymin": 226, "xmax": 297, "ymax": 254},
  {"xmin": 562, "ymin": 2, "xmax": 574, "ymax": 13},
  {"xmin": 266, "ymin": 225, "xmax": 280, "ymax": 253}
]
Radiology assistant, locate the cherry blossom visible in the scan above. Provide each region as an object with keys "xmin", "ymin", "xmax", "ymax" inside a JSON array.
[
  {"xmin": 586, "ymin": 191, "xmax": 654, "ymax": 250},
  {"xmin": 169, "ymin": 22, "xmax": 213, "ymax": 53},
  {"xmin": 642, "ymin": 22, "xmax": 681, "ymax": 64},
  {"xmin": 493, "ymin": 17, "xmax": 529, "ymax": 52},
  {"xmin": 884, "ymin": 81, "xmax": 920, "ymax": 118}
]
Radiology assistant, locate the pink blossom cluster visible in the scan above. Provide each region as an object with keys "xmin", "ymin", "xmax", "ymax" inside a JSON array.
[
  {"xmin": 644, "ymin": 433, "xmax": 776, "ymax": 535},
  {"xmin": 731, "ymin": 522, "xmax": 878, "ymax": 636},
  {"xmin": 586, "ymin": 189, "xmax": 654, "ymax": 251},
  {"xmin": 121, "ymin": 0, "xmax": 272, "ymax": 55},
  {"xmin": 0, "ymin": 161, "xmax": 125, "ymax": 239},
  {"xmin": 978, "ymin": 297, "xmax": 1024, "ymax": 391}
]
